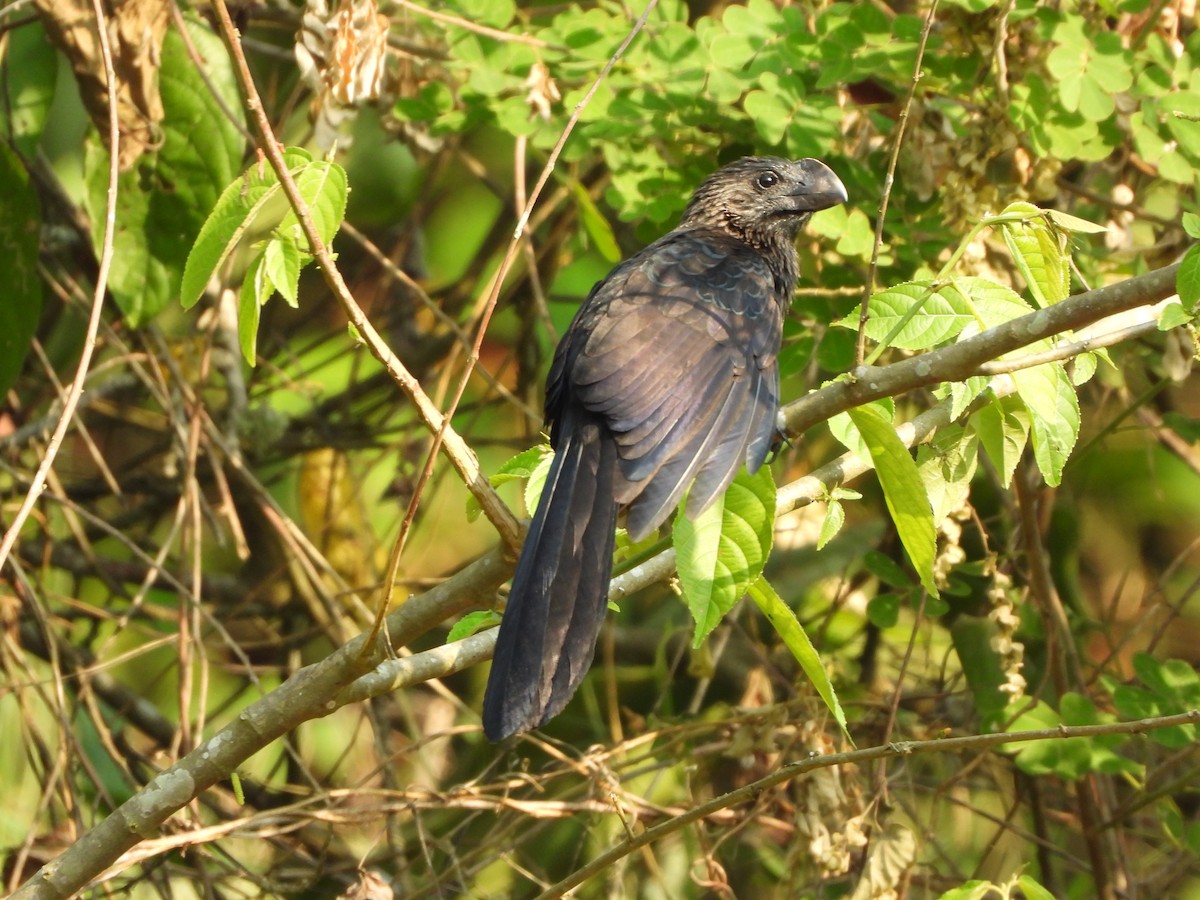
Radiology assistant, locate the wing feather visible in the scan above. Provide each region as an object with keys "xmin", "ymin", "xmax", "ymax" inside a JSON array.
[{"xmin": 551, "ymin": 226, "xmax": 784, "ymax": 538}]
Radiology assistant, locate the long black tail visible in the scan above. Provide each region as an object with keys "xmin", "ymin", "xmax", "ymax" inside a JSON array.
[{"xmin": 482, "ymin": 409, "xmax": 619, "ymax": 740}]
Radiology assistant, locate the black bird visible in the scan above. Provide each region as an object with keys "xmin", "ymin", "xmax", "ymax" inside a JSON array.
[{"xmin": 483, "ymin": 157, "xmax": 847, "ymax": 740}]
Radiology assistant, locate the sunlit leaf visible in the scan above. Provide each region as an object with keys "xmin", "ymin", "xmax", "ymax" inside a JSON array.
[
  {"xmin": 675, "ymin": 465, "xmax": 776, "ymax": 645},
  {"xmin": 747, "ymin": 576, "xmax": 850, "ymax": 739},
  {"xmin": 848, "ymin": 406, "xmax": 939, "ymax": 597},
  {"xmin": 999, "ymin": 201, "xmax": 1069, "ymax": 308}
]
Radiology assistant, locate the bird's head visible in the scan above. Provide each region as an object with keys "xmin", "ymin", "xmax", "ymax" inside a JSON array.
[{"xmin": 681, "ymin": 156, "xmax": 848, "ymax": 243}]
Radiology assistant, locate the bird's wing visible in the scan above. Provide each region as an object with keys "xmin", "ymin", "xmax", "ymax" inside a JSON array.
[{"xmin": 560, "ymin": 228, "xmax": 784, "ymax": 541}]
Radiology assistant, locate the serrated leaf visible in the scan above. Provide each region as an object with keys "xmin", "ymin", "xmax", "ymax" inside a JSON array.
[
  {"xmin": 674, "ymin": 465, "xmax": 776, "ymax": 646},
  {"xmin": 466, "ymin": 443, "xmax": 553, "ymax": 521},
  {"xmin": 999, "ymin": 202, "xmax": 1068, "ymax": 308},
  {"xmin": 264, "ymin": 235, "xmax": 302, "ymax": 307},
  {"xmin": 839, "ymin": 282, "xmax": 973, "ymax": 350},
  {"xmin": 817, "ymin": 498, "xmax": 845, "ymax": 550},
  {"xmin": 181, "ymin": 148, "xmax": 312, "ymax": 309},
  {"xmin": 1177, "ymin": 244, "xmax": 1200, "ymax": 311},
  {"xmin": 946, "ymin": 375, "xmax": 989, "ymax": 420},
  {"xmin": 971, "ymin": 396, "xmax": 1029, "ymax": 488},
  {"xmin": 238, "ymin": 254, "xmax": 270, "ymax": 366},
  {"xmin": 491, "ymin": 444, "xmax": 552, "ymax": 483},
  {"xmin": 0, "ymin": 142, "xmax": 42, "ymax": 397},
  {"xmin": 447, "ymin": 609, "xmax": 500, "ymax": 643},
  {"xmin": 277, "ymin": 158, "xmax": 348, "ymax": 249},
  {"xmin": 1012, "ymin": 363, "xmax": 1080, "ymax": 486},
  {"xmin": 848, "ymin": 406, "xmax": 939, "ymax": 598},
  {"xmin": 747, "ymin": 576, "xmax": 850, "ymax": 739},
  {"xmin": 917, "ymin": 425, "xmax": 979, "ymax": 523},
  {"xmin": 1071, "ymin": 350, "xmax": 1098, "ymax": 385},
  {"xmin": 952, "ymin": 276, "xmax": 1034, "ymax": 329}
]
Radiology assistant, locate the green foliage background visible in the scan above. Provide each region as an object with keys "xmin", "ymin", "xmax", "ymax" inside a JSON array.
[{"xmin": 1, "ymin": 0, "xmax": 1199, "ymax": 896}]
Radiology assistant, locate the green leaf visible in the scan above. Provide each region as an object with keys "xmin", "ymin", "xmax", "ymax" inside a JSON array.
[
  {"xmin": 1012, "ymin": 363, "xmax": 1080, "ymax": 486},
  {"xmin": 465, "ymin": 443, "xmax": 553, "ymax": 522},
  {"xmin": 1158, "ymin": 301, "xmax": 1193, "ymax": 331},
  {"xmin": 1046, "ymin": 208, "xmax": 1109, "ymax": 234},
  {"xmin": 447, "ymin": 609, "xmax": 501, "ymax": 643},
  {"xmin": 490, "ymin": 444, "xmax": 552, "ymax": 485},
  {"xmin": 816, "ymin": 497, "xmax": 846, "ymax": 550},
  {"xmin": 744, "ymin": 89, "xmax": 793, "ymax": 144},
  {"xmin": 1, "ymin": 22, "xmax": 58, "ymax": 159},
  {"xmin": 87, "ymin": 17, "xmax": 245, "ymax": 324},
  {"xmin": 917, "ymin": 425, "xmax": 979, "ymax": 523},
  {"xmin": 1016, "ymin": 875, "xmax": 1058, "ymax": 900},
  {"xmin": 674, "ymin": 465, "xmax": 776, "ymax": 646},
  {"xmin": 970, "ymin": 396, "xmax": 1029, "ymax": 487},
  {"xmin": 238, "ymin": 254, "xmax": 270, "ymax": 366},
  {"xmin": 867, "ymin": 594, "xmax": 901, "ymax": 628},
  {"xmin": 1008, "ymin": 695, "xmax": 1140, "ymax": 778},
  {"xmin": 829, "ymin": 397, "xmax": 895, "ymax": 457},
  {"xmin": 835, "ymin": 209, "xmax": 876, "ymax": 259},
  {"xmin": 0, "ymin": 142, "xmax": 43, "ymax": 397},
  {"xmin": 848, "ymin": 406, "xmax": 939, "ymax": 598},
  {"xmin": 747, "ymin": 576, "xmax": 850, "ymax": 739},
  {"xmin": 1177, "ymin": 244, "xmax": 1200, "ymax": 311},
  {"xmin": 264, "ymin": 235, "xmax": 303, "ymax": 307},
  {"xmin": 1182, "ymin": 212, "xmax": 1200, "ymax": 240},
  {"xmin": 1133, "ymin": 652, "xmax": 1200, "ymax": 701},
  {"xmin": 998, "ymin": 201, "xmax": 1068, "ymax": 308},
  {"xmin": 839, "ymin": 282, "xmax": 973, "ymax": 350},
  {"xmin": 180, "ymin": 149, "xmax": 311, "ymax": 309},
  {"xmin": 1161, "ymin": 91, "xmax": 1200, "ymax": 157},
  {"xmin": 864, "ymin": 549, "xmax": 913, "ymax": 590},
  {"xmin": 571, "ymin": 182, "xmax": 622, "ymax": 263},
  {"xmin": 277, "ymin": 158, "xmax": 348, "ymax": 250},
  {"xmin": 523, "ymin": 445, "xmax": 556, "ymax": 514},
  {"xmin": 952, "ymin": 276, "xmax": 1034, "ymax": 328},
  {"xmin": 937, "ymin": 882, "xmax": 1000, "ymax": 900},
  {"xmin": 1071, "ymin": 350, "xmax": 1099, "ymax": 384},
  {"xmin": 1047, "ymin": 27, "xmax": 1132, "ymax": 122},
  {"xmin": 945, "ymin": 375, "xmax": 990, "ymax": 420}
]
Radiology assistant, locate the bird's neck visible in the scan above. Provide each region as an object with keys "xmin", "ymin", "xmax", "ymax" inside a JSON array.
[{"xmin": 721, "ymin": 215, "xmax": 800, "ymax": 308}]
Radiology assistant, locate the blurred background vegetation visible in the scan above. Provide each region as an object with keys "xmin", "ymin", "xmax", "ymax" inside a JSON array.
[{"xmin": 1, "ymin": 0, "xmax": 1199, "ymax": 896}]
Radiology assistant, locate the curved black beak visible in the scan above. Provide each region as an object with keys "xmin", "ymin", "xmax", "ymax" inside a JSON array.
[{"xmin": 791, "ymin": 158, "xmax": 849, "ymax": 212}]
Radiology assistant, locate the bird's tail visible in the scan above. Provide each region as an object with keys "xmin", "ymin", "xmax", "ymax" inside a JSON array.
[{"xmin": 482, "ymin": 409, "xmax": 619, "ymax": 740}]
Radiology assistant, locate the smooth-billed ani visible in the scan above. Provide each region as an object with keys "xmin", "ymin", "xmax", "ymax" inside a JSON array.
[{"xmin": 483, "ymin": 157, "xmax": 847, "ymax": 740}]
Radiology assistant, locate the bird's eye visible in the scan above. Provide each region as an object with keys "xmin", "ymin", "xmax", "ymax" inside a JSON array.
[{"xmin": 756, "ymin": 171, "xmax": 779, "ymax": 189}]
